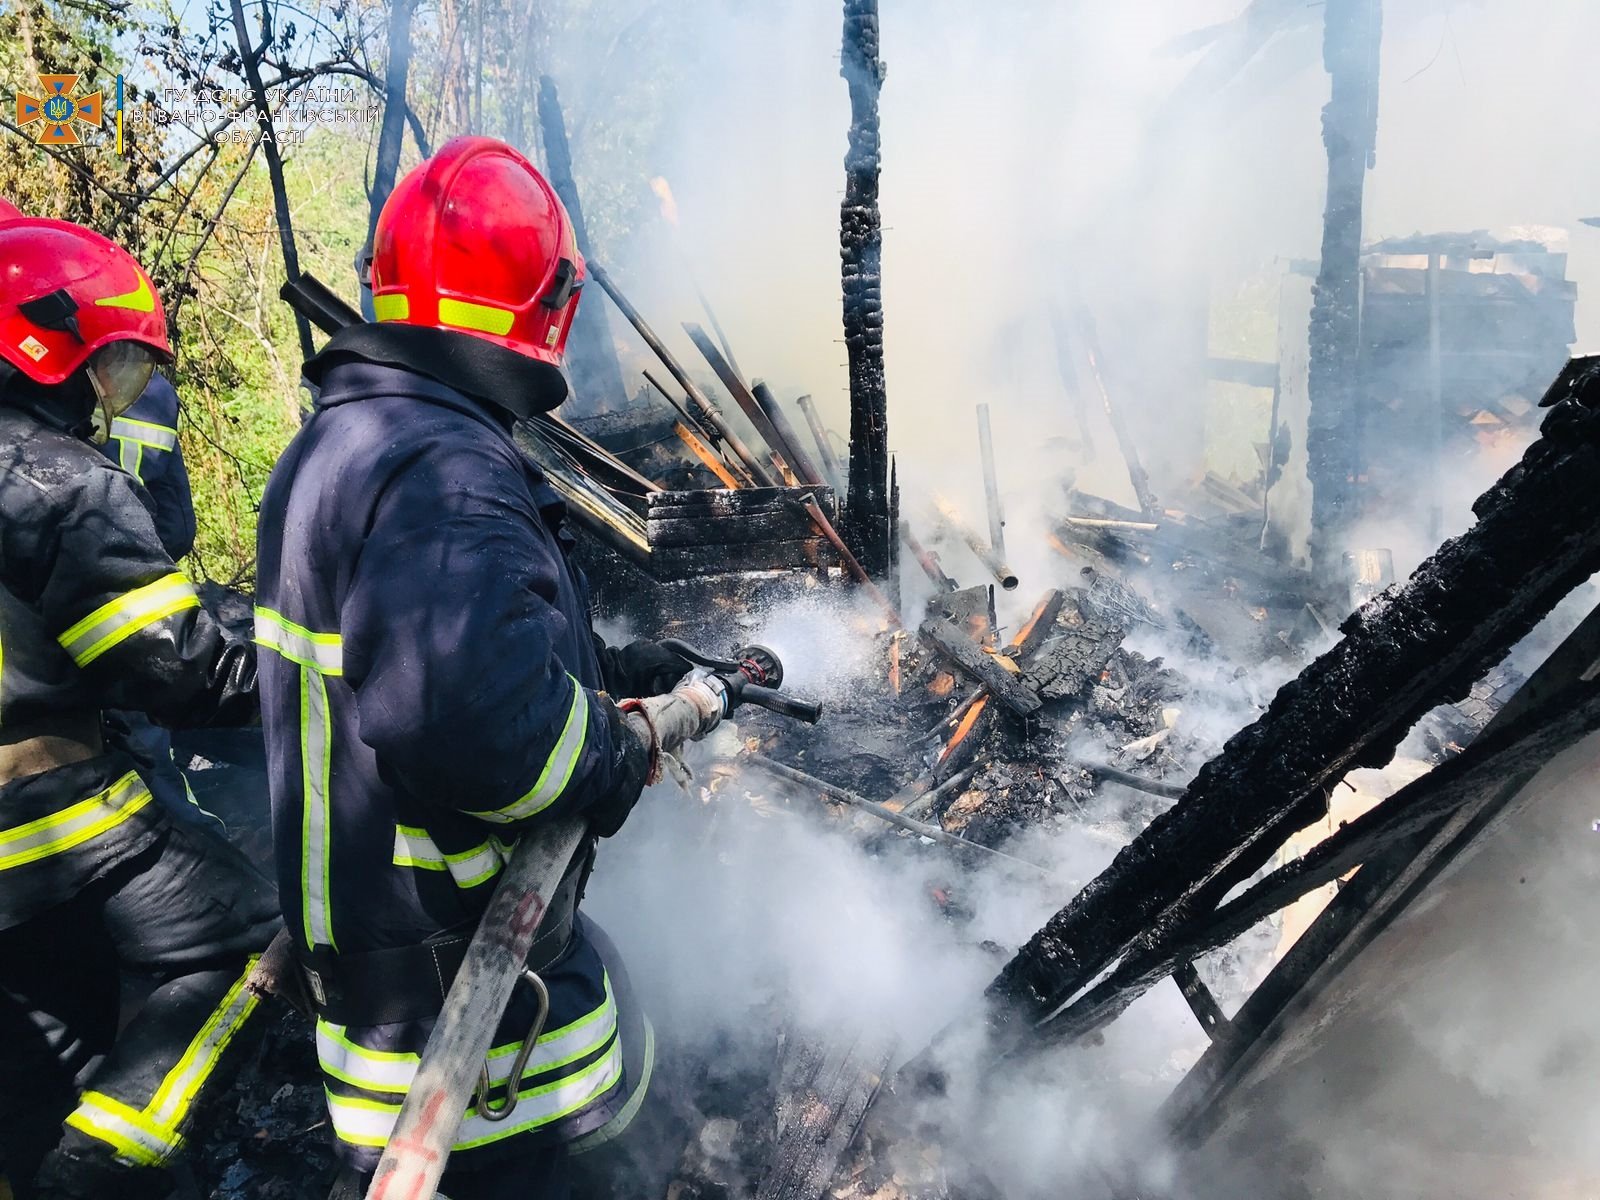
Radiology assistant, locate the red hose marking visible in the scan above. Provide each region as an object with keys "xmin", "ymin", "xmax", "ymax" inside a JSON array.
[
  {"xmin": 509, "ymin": 890, "xmax": 547, "ymax": 936},
  {"xmin": 371, "ymin": 1090, "xmax": 448, "ymax": 1200}
]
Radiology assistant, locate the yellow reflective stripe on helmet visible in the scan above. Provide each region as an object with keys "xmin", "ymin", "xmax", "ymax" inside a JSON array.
[
  {"xmin": 66, "ymin": 1091, "xmax": 178, "ymax": 1167},
  {"xmin": 0, "ymin": 771, "xmax": 151, "ymax": 870},
  {"xmin": 110, "ymin": 416, "xmax": 179, "ymax": 451},
  {"xmin": 438, "ymin": 297, "xmax": 515, "ymax": 337},
  {"xmin": 391, "ymin": 825, "xmax": 509, "ymax": 889},
  {"xmin": 372, "ymin": 293, "xmax": 409, "ymax": 322},
  {"xmin": 146, "ymin": 956, "xmax": 261, "ymax": 1130},
  {"xmin": 317, "ymin": 975, "xmax": 618, "ymax": 1098},
  {"xmin": 467, "ymin": 678, "xmax": 588, "ymax": 825},
  {"xmin": 324, "ymin": 1033, "xmax": 623, "ymax": 1150},
  {"xmin": 57, "ymin": 573, "xmax": 199, "ymax": 667},
  {"xmin": 94, "ymin": 273, "xmax": 155, "ymax": 313},
  {"xmin": 253, "ymin": 607, "xmax": 344, "ymax": 675},
  {"xmin": 301, "ymin": 666, "xmax": 337, "ymax": 950}
]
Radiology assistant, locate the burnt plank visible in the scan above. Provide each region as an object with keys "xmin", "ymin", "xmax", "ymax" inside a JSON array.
[
  {"xmin": 648, "ymin": 486, "xmax": 836, "ymax": 521},
  {"xmin": 919, "ymin": 618, "xmax": 1042, "ymax": 717},
  {"xmin": 651, "ymin": 538, "xmax": 833, "ymax": 580},
  {"xmin": 646, "ymin": 511, "xmax": 821, "ymax": 548},
  {"xmin": 756, "ymin": 1026, "xmax": 896, "ymax": 1200}
]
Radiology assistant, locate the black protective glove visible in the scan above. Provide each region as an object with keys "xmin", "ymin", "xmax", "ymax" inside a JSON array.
[
  {"xmin": 594, "ymin": 637, "xmax": 692, "ymax": 699},
  {"xmin": 587, "ymin": 698, "xmax": 652, "ymax": 839}
]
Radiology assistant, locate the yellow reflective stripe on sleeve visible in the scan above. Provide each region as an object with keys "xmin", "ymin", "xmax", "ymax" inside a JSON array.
[
  {"xmin": 317, "ymin": 975, "xmax": 618, "ymax": 1097},
  {"xmin": 570, "ymin": 1015, "xmax": 655, "ymax": 1155},
  {"xmin": 254, "ymin": 607, "xmax": 343, "ymax": 675},
  {"xmin": 57, "ymin": 573, "xmax": 199, "ymax": 667},
  {"xmin": 467, "ymin": 678, "xmax": 588, "ymax": 825},
  {"xmin": 391, "ymin": 825, "xmax": 509, "ymax": 889},
  {"xmin": 117, "ymin": 437, "xmax": 145, "ymax": 482},
  {"xmin": 66, "ymin": 1091, "xmax": 179, "ymax": 1167},
  {"xmin": 301, "ymin": 666, "xmax": 336, "ymax": 949},
  {"xmin": 325, "ymin": 1034, "xmax": 623, "ymax": 1150},
  {"xmin": 0, "ymin": 771, "xmax": 151, "ymax": 870},
  {"xmin": 110, "ymin": 416, "xmax": 179, "ymax": 451},
  {"xmin": 146, "ymin": 956, "xmax": 262, "ymax": 1130},
  {"xmin": 438, "ymin": 297, "xmax": 515, "ymax": 337},
  {"xmin": 372, "ymin": 293, "xmax": 409, "ymax": 322}
]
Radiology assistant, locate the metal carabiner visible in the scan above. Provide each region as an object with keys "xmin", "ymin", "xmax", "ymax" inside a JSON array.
[{"xmin": 472, "ymin": 968, "xmax": 551, "ymax": 1122}]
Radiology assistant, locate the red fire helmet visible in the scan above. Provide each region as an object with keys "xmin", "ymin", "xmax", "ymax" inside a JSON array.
[
  {"xmin": 0, "ymin": 218, "xmax": 172, "ymax": 387},
  {"xmin": 370, "ymin": 136, "xmax": 585, "ymax": 367}
]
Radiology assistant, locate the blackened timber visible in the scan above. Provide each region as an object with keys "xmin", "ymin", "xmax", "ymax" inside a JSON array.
[
  {"xmin": 1165, "ymin": 589, "xmax": 1600, "ymax": 1144},
  {"xmin": 1049, "ymin": 663, "xmax": 1600, "ymax": 1045},
  {"xmin": 684, "ymin": 323, "xmax": 799, "ymax": 484},
  {"xmin": 920, "ymin": 618, "xmax": 1042, "ymax": 718},
  {"xmin": 1086, "ymin": 762, "xmax": 1188, "ymax": 800},
  {"xmin": 980, "ymin": 356, "xmax": 1600, "ymax": 1051},
  {"xmin": 537, "ymin": 77, "xmax": 630, "ymax": 413},
  {"xmin": 757, "ymin": 1026, "xmax": 897, "ymax": 1200},
  {"xmin": 1305, "ymin": 0, "xmax": 1382, "ymax": 572},
  {"xmin": 841, "ymin": 0, "xmax": 892, "ymax": 577}
]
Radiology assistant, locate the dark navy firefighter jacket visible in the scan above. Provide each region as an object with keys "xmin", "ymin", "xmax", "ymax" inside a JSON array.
[
  {"xmin": 253, "ymin": 358, "xmax": 650, "ymax": 1169},
  {"xmin": 100, "ymin": 374, "xmax": 196, "ymax": 562}
]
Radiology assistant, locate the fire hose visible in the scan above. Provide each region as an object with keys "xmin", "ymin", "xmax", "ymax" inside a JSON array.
[{"xmin": 360, "ymin": 644, "xmax": 821, "ymax": 1200}]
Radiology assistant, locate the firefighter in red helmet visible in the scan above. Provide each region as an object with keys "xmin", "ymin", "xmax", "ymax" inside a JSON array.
[
  {"xmin": 0, "ymin": 216, "xmax": 278, "ymax": 1199},
  {"xmin": 256, "ymin": 137, "xmax": 688, "ymax": 1198}
]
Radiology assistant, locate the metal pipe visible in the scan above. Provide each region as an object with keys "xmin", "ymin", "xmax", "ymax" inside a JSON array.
[
  {"xmin": 796, "ymin": 394, "xmax": 846, "ymax": 491},
  {"xmin": 754, "ymin": 380, "xmax": 828, "ymax": 488},
  {"xmin": 588, "ymin": 263, "xmax": 777, "ymax": 487},
  {"xmin": 932, "ymin": 498, "xmax": 1018, "ymax": 590},
  {"xmin": 977, "ymin": 404, "xmax": 1006, "ymax": 555},
  {"xmin": 792, "ymin": 493, "xmax": 902, "ymax": 628},
  {"xmin": 900, "ymin": 522, "xmax": 958, "ymax": 592},
  {"xmin": 1082, "ymin": 761, "xmax": 1189, "ymax": 800},
  {"xmin": 683, "ymin": 323, "xmax": 800, "ymax": 485},
  {"xmin": 744, "ymin": 754, "xmax": 1046, "ymax": 874}
]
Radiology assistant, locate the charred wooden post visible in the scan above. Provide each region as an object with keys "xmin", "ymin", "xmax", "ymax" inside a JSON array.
[
  {"xmin": 972, "ymin": 356, "xmax": 1600, "ymax": 1054},
  {"xmin": 840, "ymin": 0, "xmax": 893, "ymax": 578},
  {"xmin": 536, "ymin": 76, "xmax": 630, "ymax": 414},
  {"xmin": 1305, "ymin": 0, "xmax": 1382, "ymax": 574}
]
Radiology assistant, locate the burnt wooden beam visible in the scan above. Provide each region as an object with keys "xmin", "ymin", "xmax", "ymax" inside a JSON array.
[
  {"xmin": 1047, "ymin": 653, "xmax": 1600, "ymax": 1046},
  {"xmin": 971, "ymin": 356, "xmax": 1600, "ymax": 1052},
  {"xmin": 840, "ymin": 0, "xmax": 893, "ymax": 577},
  {"xmin": 756, "ymin": 1026, "xmax": 896, "ymax": 1200},
  {"xmin": 919, "ymin": 618, "xmax": 1042, "ymax": 718},
  {"xmin": 1164, "ymin": 588, "xmax": 1600, "ymax": 1144}
]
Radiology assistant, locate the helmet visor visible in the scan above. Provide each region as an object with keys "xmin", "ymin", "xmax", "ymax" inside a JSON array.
[{"xmin": 85, "ymin": 341, "xmax": 158, "ymax": 419}]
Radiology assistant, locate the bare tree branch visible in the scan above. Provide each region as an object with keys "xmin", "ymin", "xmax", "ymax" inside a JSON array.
[{"xmin": 227, "ymin": 0, "xmax": 314, "ymax": 361}]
